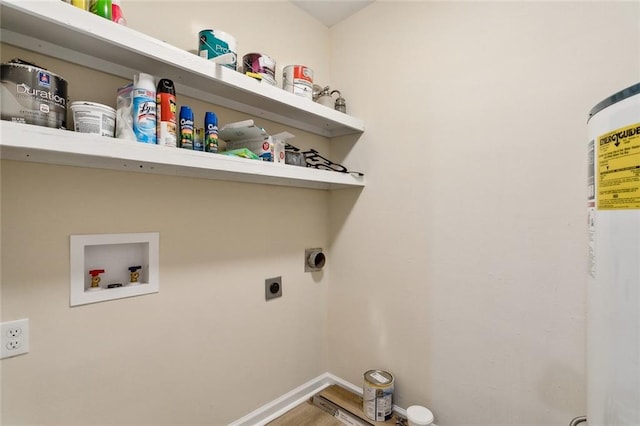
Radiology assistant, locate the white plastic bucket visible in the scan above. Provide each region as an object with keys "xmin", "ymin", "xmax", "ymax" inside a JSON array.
[
  {"xmin": 71, "ymin": 101, "xmax": 116, "ymax": 137},
  {"xmin": 407, "ymin": 405, "xmax": 434, "ymax": 426}
]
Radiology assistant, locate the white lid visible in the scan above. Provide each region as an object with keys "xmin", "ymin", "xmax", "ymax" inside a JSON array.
[
  {"xmin": 407, "ymin": 405, "xmax": 434, "ymax": 425},
  {"xmin": 70, "ymin": 101, "xmax": 116, "ymax": 114}
]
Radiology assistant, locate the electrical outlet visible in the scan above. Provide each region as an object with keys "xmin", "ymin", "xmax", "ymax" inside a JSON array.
[
  {"xmin": 6, "ymin": 326, "xmax": 22, "ymax": 338},
  {"xmin": 265, "ymin": 276, "xmax": 282, "ymax": 301},
  {"xmin": 1, "ymin": 319, "xmax": 29, "ymax": 359}
]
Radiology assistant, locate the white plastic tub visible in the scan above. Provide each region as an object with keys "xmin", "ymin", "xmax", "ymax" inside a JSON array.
[{"xmin": 71, "ymin": 101, "xmax": 116, "ymax": 137}]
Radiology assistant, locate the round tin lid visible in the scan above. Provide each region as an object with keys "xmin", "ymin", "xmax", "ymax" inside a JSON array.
[
  {"xmin": 364, "ymin": 369, "xmax": 394, "ymax": 385},
  {"xmin": 2, "ymin": 59, "xmax": 66, "ymax": 82},
  {"xmin": 70, "ymin": 101, "xmax": 115, "ymax": 113}
]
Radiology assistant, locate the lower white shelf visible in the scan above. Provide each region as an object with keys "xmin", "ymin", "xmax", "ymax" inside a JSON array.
[{"xmin": 0, "ymin": 121, "xmax": 365, "ymax": 190}]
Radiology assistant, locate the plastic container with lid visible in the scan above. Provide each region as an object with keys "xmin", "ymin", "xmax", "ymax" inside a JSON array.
[
  {"xmin": 70, "ymin": 101, "xmax": 116, "ymax": 137},
  {"xmin": 407, "ymin": 405, "xmax": 435, "ymax": 426}
]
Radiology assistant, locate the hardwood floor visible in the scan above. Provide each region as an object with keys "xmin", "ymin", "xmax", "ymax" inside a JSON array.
[
  {"xmin": 267, "ymin": 400, "xmax": 343, "ymax": 426},
  {"xmin": 267, "ymin": 385, "xmax": 402, "ymax": 426}
]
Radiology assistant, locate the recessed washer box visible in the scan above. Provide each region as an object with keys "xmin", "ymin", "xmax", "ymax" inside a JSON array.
[{"xmin": 70, "ymin": 232, "xmax": 159, "ymax": 307}]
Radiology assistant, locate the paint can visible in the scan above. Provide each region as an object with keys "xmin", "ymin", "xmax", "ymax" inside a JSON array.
[
  {"xmin": 70, "ymin": 101, "xmax": 116, "ymax": 137},
  {"xmin": 199, "ymin": 29, "xmax": 237, "ymax": 70},
  {"xmin": 242, "ymin": 53, "xmax": 277, "ymax": 86},
  {"xmin": 0, "ymin": 60, "xmax": 68, "ymax": 129},
  {"xmin": 283, "ymin": 65, "xmax": 313, "ymax": 99},
  {"xmin": 363, "ymin": 369, "xmax": 394, "ymax": 422}
]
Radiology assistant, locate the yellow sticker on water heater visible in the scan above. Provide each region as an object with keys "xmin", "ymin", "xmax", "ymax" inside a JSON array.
[{"xmin": 597, "ymin": 122, "xmax": 640, "ymax": 209}]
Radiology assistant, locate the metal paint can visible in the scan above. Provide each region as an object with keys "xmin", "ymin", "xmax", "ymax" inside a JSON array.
[
  {"xmin": 242, "ymin": 53, "xmax": 277, "ymax": 86},
  {"xmin": 283, "ymin": 65, "xmax": 313, "ymax": 99},
  {"xmin": 198, "ymin": 29, "xmax": 237, "ymax": 70},
  {"xmin": 1, "ymin": 61, "xmax": 68, "ymax": 129},
  {"xmin": 363, "ymin": 369, "xmax": 394, "ymax": 422}
]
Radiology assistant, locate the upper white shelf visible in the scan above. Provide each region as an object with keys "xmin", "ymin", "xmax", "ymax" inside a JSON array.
[
  {"xmin": 0, "ymin": 121, "xmax": 365, "ymax": 190},
  {"xmin": 0, "ymin": 0, "xmax": 365, "ymax": 138}
]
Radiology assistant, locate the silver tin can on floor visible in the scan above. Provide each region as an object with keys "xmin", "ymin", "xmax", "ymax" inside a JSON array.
[{"xmin": 363, "ymin": 369, "xmax": 394, "ymax": 422}]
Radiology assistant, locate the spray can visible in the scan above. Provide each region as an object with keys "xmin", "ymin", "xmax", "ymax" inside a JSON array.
[
  {"xmin": 194, "ymin": 128, "xmax": 204, "ymax": 151},
  {"xmin": 111, "ymin": 0, "xmax": 126, "ymax": 25},
  {"xmin": 72, "ymin": 0, "xmax": 89, "ymax": 10},
  {"xmin": 156, "ymin": 79, "xmax": 177, "ymax": 147},
  {"xmin": 89, "ymin": 0, "xmax": 112, "ymax": 19},
  {"xmin": 204, "ymin": 112, "xmax": 219, "ymax": 153},
  {"xmin": 179, "ymin": 106, "xmax": 194, "ymax": 149},
  {"xmin": 132, "ymin": 73, "xmax": 156, "ymax": 144}
]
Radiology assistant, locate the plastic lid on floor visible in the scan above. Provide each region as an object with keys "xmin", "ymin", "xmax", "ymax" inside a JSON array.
[{"xmin": 407, "ymin": 405, "xmax": 435, "ymax": 426}]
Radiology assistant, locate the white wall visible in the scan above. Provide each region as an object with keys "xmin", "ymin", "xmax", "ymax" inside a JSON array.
[
  {"xmin": 328, "ymin": 2, "xmax": 639, "ymax": 425},
  {"xmin": 2, "ymin": 1, "xmax": 639, "ymax": 425},
  {"xmin": 1, "ymin": 2, "xmax": 332, "ymax": 424}
]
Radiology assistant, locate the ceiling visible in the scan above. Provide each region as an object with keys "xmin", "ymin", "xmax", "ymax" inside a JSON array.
[{"xmin": 290, "ymin": 1, "xmax": 374, "ymax": 27}]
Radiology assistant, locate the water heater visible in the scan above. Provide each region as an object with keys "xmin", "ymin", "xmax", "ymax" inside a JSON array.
[{"xmin": 587, "ymin": 82, "xmax": 640, "ymax": 425}]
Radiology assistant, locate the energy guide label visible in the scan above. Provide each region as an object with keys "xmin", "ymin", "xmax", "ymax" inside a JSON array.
[{"xmin": 597, "ymin": 122, "xmax": 640, "ymax": 210}]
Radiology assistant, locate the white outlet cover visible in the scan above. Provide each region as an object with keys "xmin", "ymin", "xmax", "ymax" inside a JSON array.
[{"xmin": 1, "ymin": 318, "xmax": 29, "ymax": 359}]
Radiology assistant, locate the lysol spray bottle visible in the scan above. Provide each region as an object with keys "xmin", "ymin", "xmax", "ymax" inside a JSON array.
[
  {"xmin": 132, "ymin": 73, "xmax": 156, "ymax": 144},
  {"xmin": 179, "ymin": 106, "xmax": 194, "ymax": 149},
  {"xmin": 156, "ymin": 79, "xmax": 177, "ymax": 147},
  {"xmin": 204, "ymin": 112, "xmax": 218, "ymax": 153}
]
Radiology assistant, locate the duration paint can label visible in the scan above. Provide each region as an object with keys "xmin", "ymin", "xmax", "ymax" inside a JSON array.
[
  {"xmin": 596, "ymin": 122, "xmax": 640, "ymax": 209},
  {"xmin": 1, "ymin": 62, "xmax": 68, "ymax": 129},
  {"xmin": 283, "ymin": 65, "xmax": 313, "ymax": 99},
  {"xmin": 363, "ymin": 370, "xmax": 394, "ymax": 422}
]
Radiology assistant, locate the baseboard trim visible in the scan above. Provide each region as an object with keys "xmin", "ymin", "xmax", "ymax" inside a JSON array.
[
  {"xmin": 229, "ymin": 372, "xmax": 334, "ymax": 426},
  {"xmin": 228, "ymin": 372, "xmax": 409, "ymax": 426}
]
